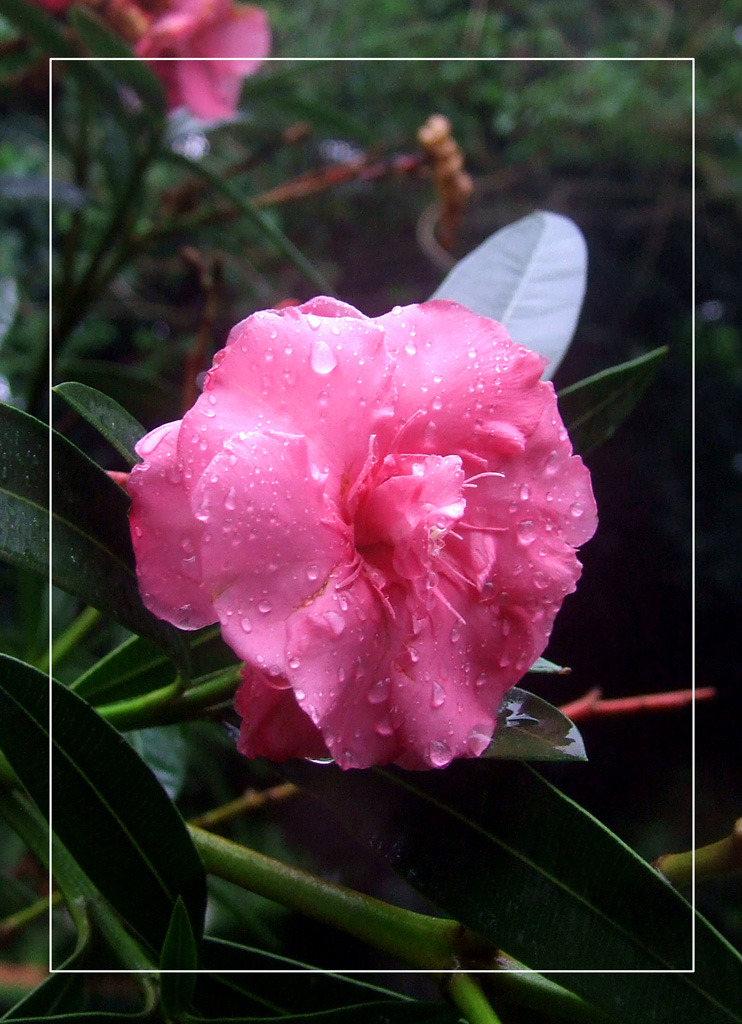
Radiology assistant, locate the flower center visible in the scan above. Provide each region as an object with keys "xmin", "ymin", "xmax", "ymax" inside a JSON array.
[{"xmin": 353, "ymin": 452, "xmax": 466, "ymax": 582}]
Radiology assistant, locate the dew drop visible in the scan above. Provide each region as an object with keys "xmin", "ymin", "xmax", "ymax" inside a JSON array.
[
  {"xmin": 374, "ymin": 714, "xmax": 395, "ymax": 737},
  {"xmin": 475, "ymin": 671, "xmax": 488, "ymax": 688},
  {"xmin": 288, "ymin": 655, "xmax": 301, "ymax": 669},
  {"xmin": 450, "ymin": 625, "xmax": 460, "ymax": 644},
  {"xmin": 429, "ymin": 739, "xmax": 452, "ymax": 767},
  {"xmin": 545, "ymin": 451, "xmax": 560, "ymax": 475},
  {"xmin": 466, "ymin": 726, "xmax": 491, "ymax": 757},
  {"xmin": 310, "ymin": 338, "xmax": 338, "ymax": 374},
  {"xmin": 498, "ymin": 651, "xmax": 511, "ymax": 667},
  {"xmin": 517, "ymin": 520, "xmax": 537, "ymax": 545},
  {"xmin": 240, "ymin": 616, "xmax": 252, "ymax": 632},
  {"xmin": 306, "ymin": 564, "xmax": 320, "ymax": 581},
  {"xmin": 258, "ymin": 599, "xmax": 272, "ymax": 614},
  {"xmin": 570, "ymin": 501, "xmax": 585, "ymax": 518},
  {"xmin": 337, "ymin": 666, "xmax": 346, "ymax": 683},
  {"xmin": 431, "ymin": 682, "xmax": 447, "ymax": 708},
  {"xmin": 502, "ymin": 618, "xmax": 511, "ymax": 637},
  {"xmin": 404, "ymin": 340, "xmax": 417, "ymax": 356},
  {"xmin": 224, "ymin": 486, "xmax": 237, "ymax": 511},
  {"xmin": 520, "ymin": 484, "xmax": 530, "ymax": 501},
  {"xmin": 432, "ymin": 396, "xmax": 443, "ymax": 411},
  {"xmin": 391, "ymin": 305, "xmax": 402, "ymax": 316},
  {"xmin": 533, "ymin": 571, "xmax": 548, "ymax": 590},
  {"xmin": 408, "ymin": 645, "xmax": 420, "ymax": 664},
  {"xmin": 307, "ymin": 313, "xmax": 321, "ymax": 330},
  {"xmin": 367, "ymin": 677, "xmax": 391, "ymax": 704},
  {"xmin": 324, "ymin": 610, "xmax": 345, "ymax": 635}
]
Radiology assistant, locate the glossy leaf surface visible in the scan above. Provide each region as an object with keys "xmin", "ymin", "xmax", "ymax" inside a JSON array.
[
  {"xmin": 487, "ymin": 687, "xmax": 586, "ymax": 761},
  {"xmin": 0, "ymin": 656, "xmax": 207, "ymax": 957},
  {"xmin": 558, "ymin": 346, "xmax": 668, "ymax": 455},
  {"xmin": 53, "ymin": 381, "xmax": 145, "ymax": 467},
  {"xmin": 282, "ymin": 759, "xmax": 741, "ymax": 1023},
  {"xmin": 0, "ymin": 404, "xmax": 48, "ymax": 580},
  {"xmin": 431, "ymin": 211, "xmax": 587, "ymax": 380}
]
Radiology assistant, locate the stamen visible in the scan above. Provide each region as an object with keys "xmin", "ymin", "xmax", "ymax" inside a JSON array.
[{"xmin": 463, "ymin": 470, "xmax": 506, "ymax": 488}]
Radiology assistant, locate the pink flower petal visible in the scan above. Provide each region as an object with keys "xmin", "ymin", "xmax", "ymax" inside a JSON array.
[
  {"xmin": 178, "ymin": 302, "xmax": 396, "ymax": 504},
  {"xmin": 235, "ymin": 667, "xmax": 328, "ymax": 762},
  {"xmin": 127, "ymin": 421, "xmax": 217, "ymax": 629},
  {"xmin": 191, "ymin": 430, "xmax": 351, "ymax": 672}
]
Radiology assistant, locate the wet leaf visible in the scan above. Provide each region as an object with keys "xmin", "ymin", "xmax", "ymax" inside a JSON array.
[
  {"xmin": 281, "ymin": 759, "xmax": 742, "ymax": 1023},
  {"xmin": 53, "ymin": 381, "xmax": 145, "ymax": 467},
  {"xmin": 432, "ymin": 211, "xmax": 587, "ymax": 379},
  {"xmin": 0, "ymin": 656, "xmax": 207, "ymax": 957},
  {"xmin": 558, "ymin": 346, "xmax": 668, "ymax": 455},
  {"xmin": 487, "ymin": 686, "xmax": 586, "ymax": 761}
]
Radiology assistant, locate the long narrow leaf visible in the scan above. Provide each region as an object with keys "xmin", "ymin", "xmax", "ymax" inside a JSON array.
[
  {"xmin": 557, "ymin": 346, "xmax": 668, "ymax": 455},
  {"xmin": 282, "ymin": 760, "xmax": 742, "ymax": 1024},
  {"xmin": 53, "ymin": 382, "xmax": 145, "ymax": 467},
  {"xmin": 0, "ymin": 656, "xmax": 207, "ymax": 957}
]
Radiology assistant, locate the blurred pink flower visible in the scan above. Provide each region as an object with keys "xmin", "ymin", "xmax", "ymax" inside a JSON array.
[
  {"xmin": 34, "ymin": 0, "xmax": 76, "ymax": 12},
  {"xmin": 128, "ymin": 298, "xmax": 597, "ymax": 770},
  {"xmin": 135, "ymin": 0, "xmax": 270, "ymax": 119}
]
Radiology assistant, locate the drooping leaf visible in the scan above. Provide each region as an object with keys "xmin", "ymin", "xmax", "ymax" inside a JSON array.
[
  {"xmin": 281, "ymin": 759, "xmax": 742, "ymax": 1024},
  {"xmin": 127, "ymin": 726, "xmax": 188, "ymax": 800},
  {"xmin": 0, "ymin": 656, "xmax": 207, "ymax": 958},
  {"xmin": 194, "ymin": 937, "xmax": 414, "ymax": 1018},
  {"xmin": 53, "ymin": 382, "xmax": 145, "ymax": 467},
  {"xmin": 431, "ymin": 211, "xmax": 587, "ymax": 379},
  {"xmin": 486, "ymin": 687, "xmax": 586, "ymax": 761},
  {"xmin": 66, "ymin": 7, "xmax": 165, "ymax": 111},
  {"xmin": 159, "ymin": 896, "xmax": 198, "ymax": 1020},
  {"xmin": 557, "ymin": 346, "xmax": 668, "ymax": 456}
]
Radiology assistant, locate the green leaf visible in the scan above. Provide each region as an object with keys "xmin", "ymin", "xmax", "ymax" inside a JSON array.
[
  {"xmin": 127, "ymin": 726, "xmax": 188, "ymax": 800},
  {"xmin": 0, "ymin": 0, "xmax": 76, "ymax": 57},
  {"xmin": 0, "ymin": 403, "xmax": 48, "ymax": 580},
  {"xmin": 159, "ymin": 896, "xmax": 198, "ymax": 1020},
  {"xmin": 53, "ymin": 382, "xmax": 145, "ymax": 467},
  {"xmin": 558, "ymin": 346, "xmax": 668, "ymax": 456},
  {"xmin": 486, "ymin": 687, "xmax": 586, "ymax": 761},
  {"xmin": 54, "ymin": 359, "xmax": 179, "ymax": 428},
  {"xmin": 281, "ymin": 760, "xmax": 742, "ymax": 1024},
  {"xmin": 0, "ymin": 656, "xmax": 207, "ymax": 958},
  {"xmin": 66, "ymin": 7, "xmax": 165, "ymax": 111}
]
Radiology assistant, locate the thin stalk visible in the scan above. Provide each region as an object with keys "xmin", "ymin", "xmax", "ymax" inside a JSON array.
[
  {"xmin": 0, "ymin": 893, "xmax": 60, "ymax": 941},
  {"xmin": 447, "ymin": 974, "xmax": 503, "ymax": 1024},
  {"xmin": 98, "ymin": 664, "xmax": 241, "ymax": 731},
  {"xmin": 188, "ymin": 782, "xmax": 298, "ymax": 830},
  {"xmin": 39, "ymin": 605, "xmax": 101, "ymax": 674},
  {"xmin": 189, "ymin": 824, "xmax": 461, "ymax": 970}
]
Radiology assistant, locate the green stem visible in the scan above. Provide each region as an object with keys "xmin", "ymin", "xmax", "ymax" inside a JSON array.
[
  {"xmin": 98, "ymin": 665, "xmax": 241, "ymax": 731},
  {"xmin": 40, "ymin": 605, "xmax": 101, "ymax": 674},
  {"xmin": 447, "ymin": 974, "xmax": 503, "ymax": 1024},
  {"xmin": 0, "ymin": 893, "xmax": 59, "ymax": 939},
  {"xmin": 189, "ymin": 824, "xmax": 460, "ymax": 970}
]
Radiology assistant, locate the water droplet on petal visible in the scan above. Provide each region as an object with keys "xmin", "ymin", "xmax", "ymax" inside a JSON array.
[
  {"xmin": 258, "ymin": 599, "xmax": 272, "ymax": 614},
  {"xmin": 432, "ymin": 396, "xmax": 443, "ymax": 411},
  {"xmin": 337, "ymin": 666, "xmax": 346, "ymax": 683},
  {"xmin": 306, "ymin": 564, "xmax": 320, "ymax": 581},
  {"xmin": 475, "ymin": 671, "xmax": 488, "ymax": 688},
  {"xmin": 520, "ymin": 484, "xmax": 530, "ymax": 500},
  {"xmin": 367, "ymin": 677, "xmax": 391, "ymax": 704},
  {"xmin": 517, "ymin": 520, "xmax": 537, "ymax": 545},
  {"xmin": 307, "ymin": 313, "xmax": 321, "ymax": 330},
  {"xmin": 310, "ymin": 338, "xmax": 338, "ymax": 374},
  {"xmin": 408, "ymin": 645, "xmax": 420, "ymax": 664},
  {"xmin": 450, "ymin": 626, "xmax": 460, "ymax": 644},
  {"xmin": 545, "ymin": 451, "xmax": 560, "ymax": 475},
  {"xmin": 324, "ymin": 609, "xmax": 345, "ymax": 635},
  {"xmin": 533, "ymin": 571, "xmax": 548, "ymax": 590},
  {"xmin": 180, "ymin": 537, "xmax": 195, "ymax": 555},
  {"xmin": 429, "ymin": 739, "xmax": 452, "ymax": 767},
  {"xmin": 570, "ymin": 501, "xmax": 585, "ymax": 518},
  {"xmin": 224, "ymin": 486, "xmax": 237, "ymax": 511},
  {"xmin": 431, "ymin": 682, "xmax": 446, "ymax": 708},
  {"xmin": 404, "ymin": 339, "xmax": 417, "ymax": 356},
  {"xmin": 466, "ymin": 725, "xmax": 491, "ymax": 756},
  {"xmin": 240, "ymin": 616, "xmax": 252, "ymax": 632},
  {"xmin": 288, "ymin": 655, "xmax": 301, "ymax": 669},
  {"xmin": 374, "ymin": 713, "xmax": 395, "ymax": 736}
]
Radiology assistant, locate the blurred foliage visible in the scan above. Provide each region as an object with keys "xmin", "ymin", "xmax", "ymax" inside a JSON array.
[{"xmin": 0, "ymin": 0, "xmax": 740, "ymax": 1011}]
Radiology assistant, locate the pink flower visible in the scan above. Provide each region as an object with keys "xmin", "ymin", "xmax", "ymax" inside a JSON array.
[
  {"xmin": 128, "ymin": 298, "xmax": 597, "ymax": 770},
  {"xmin": 34, "ymin": 0, "xmax": 75, "ymax": 12},
  {"xmin": 135, "ymin": 0, "xmax": 270, "ymax": 119}
]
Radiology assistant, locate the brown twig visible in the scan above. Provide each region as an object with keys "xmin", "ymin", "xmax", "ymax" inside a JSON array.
[
  {"xmin": 417, "ymin": 114, "xmax": 474, "ymax": 251},
  {"xmin": 559, "ymin": 686, "xmax": 716, "ymax": 722},
  {"xmin": 188, "ymin": 782, "xmax": 298, "ymax": 832}
]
